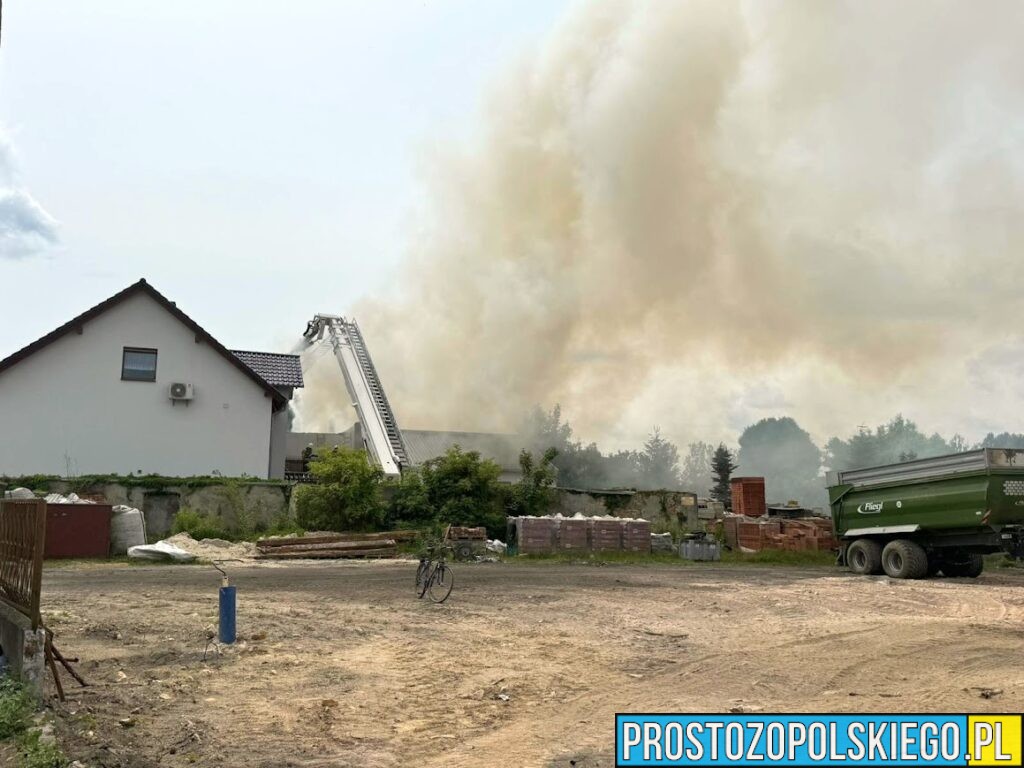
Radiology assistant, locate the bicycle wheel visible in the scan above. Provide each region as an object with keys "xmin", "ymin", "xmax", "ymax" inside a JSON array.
[
  {"xmin": 415, "ymin": 559, "xmax": 429, "ymax": 595},
  {"xmin": 419, "ymin": 563, "xmax": 435, "ymax": 599},
  {"xmin": 428, "ymin": 564, "xmax": 454, "ymax": 603}
]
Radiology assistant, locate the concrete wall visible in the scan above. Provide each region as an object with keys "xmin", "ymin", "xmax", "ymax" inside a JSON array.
[
  {"xmin": 269, "ymin": 409, "xmax": 290, "ymax": 479},
  {"xmin": 552, "ymin": 488, "xmax": 701, "ymax": 529},
  {"xmin": 42, "ymin": 479, "xmax": 293, "ymax": 537},
  {"xmin": 0, "ymin": 292, "xmax": 274, "ymax": 478}
]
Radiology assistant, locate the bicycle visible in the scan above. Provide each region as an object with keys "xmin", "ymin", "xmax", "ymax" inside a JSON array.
[{"xmin": 415, "ymin": 542, "xmax": 454, "ymax": 603}]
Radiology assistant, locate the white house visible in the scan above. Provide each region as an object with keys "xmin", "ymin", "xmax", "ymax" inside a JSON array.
[{"xmin": 0, "ymin": 279, "xmax": 302, "ymax": 479}]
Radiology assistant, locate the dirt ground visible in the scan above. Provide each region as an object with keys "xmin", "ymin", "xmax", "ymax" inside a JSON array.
[{"xmin": 35, "ymin": 559, "xmax": 1024, "ymax": 767}]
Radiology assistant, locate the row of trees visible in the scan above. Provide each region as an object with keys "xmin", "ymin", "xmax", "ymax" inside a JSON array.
[{"xmin": 524, "ymin": 406, "xmax": 1024, "ymax": 509}]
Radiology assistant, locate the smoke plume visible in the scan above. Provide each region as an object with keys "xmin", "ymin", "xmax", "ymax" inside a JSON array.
[
  {"xmin": 0, "ymin": 129, "xmax": 58, "ymax": 260},
  {"xmin": 341, "ymin": 0, "xmax": 1024, "ymax": 449}
]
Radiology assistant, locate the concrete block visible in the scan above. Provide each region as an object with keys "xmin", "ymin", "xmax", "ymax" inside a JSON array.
[{"xmin": 0, "ymin": 603, "xmax": 46, "ymax": 700}]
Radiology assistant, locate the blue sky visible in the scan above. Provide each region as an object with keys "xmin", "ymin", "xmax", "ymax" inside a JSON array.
[{"xmin": 0, "ymin": 0, "xmax": 567, "ymax": 354}]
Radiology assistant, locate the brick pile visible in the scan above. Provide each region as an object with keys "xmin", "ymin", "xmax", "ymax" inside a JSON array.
[
  {"xmin": 557, "ymin": 518, "xmax": 589, "ymax": 550},
  {"xmin": 730, "ymin": 477, "xmax": 767, "ymax": 517},
  {"xmin": 622, "ymin": 520, "xmax": 653, "ymax": 553},
  {"xmin": 764, "ymin": 518, "xmax": 837, "ymax": 551},
  {"xmin": 710, "ymin": 514, "xmax": 837, "ymax": 553},
  {"xmin": 590, "ymin": 519, "xmax": 623, "ymax": 551},
  {"xmin": 510, "ymin": 515, "xmax": 653, "ymax": 555},
  {"xmin": 517, "ymin": 517, "xmax": 556, "ymax": 554}
]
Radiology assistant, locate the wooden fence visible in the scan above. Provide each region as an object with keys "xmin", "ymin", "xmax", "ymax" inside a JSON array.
[{"xmin": 0, "ymin": 499, "xmax": 46, "ymax": 629}]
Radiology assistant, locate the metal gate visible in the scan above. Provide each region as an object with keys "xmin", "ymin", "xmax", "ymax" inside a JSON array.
[{"xmin": 0, "ymin": 499, "xmax": 46, "ymax": 629}]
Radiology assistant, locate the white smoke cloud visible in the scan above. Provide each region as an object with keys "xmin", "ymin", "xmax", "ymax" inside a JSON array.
[
  {"xmin": 299, "ymin": 0, "xmax": 1024, "ymax": 449},
  {"xmin": 0, "ymin": 129, "xmax": 58, "ymax": 259}
]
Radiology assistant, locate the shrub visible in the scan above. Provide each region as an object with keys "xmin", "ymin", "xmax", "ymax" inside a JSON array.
[
  {"xmin": 420, "ymin": 446, "xmax": 505, "ymax": 538},
  {"xmin": 385, "ymin": 469, "xmax": 433, "ymax": 526},
  {"xmin": 19, "ymin": 730, "xmax": 67, "ymax": 768},
  {"xmin": 171, "ymin": 508, "xmax": 231, "ymax": 541},
  {"xmin": 0, "ymin": 677, "xmax": 33, "ymax": 739},
  {"xmin": 294, "ymin": 448, "xmax": 384, "ymax": 532},
  {"xmin": 506, "ymin": 448, "xmax": 557, "ymax": 518}
]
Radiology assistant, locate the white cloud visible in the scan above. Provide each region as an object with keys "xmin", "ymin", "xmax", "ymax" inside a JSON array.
[{"xmin": 0, "ymin": 130, "xmax": 58, "ymax": 259}]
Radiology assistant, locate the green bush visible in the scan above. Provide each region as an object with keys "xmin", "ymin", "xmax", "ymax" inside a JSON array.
[
  {"xmin": 0, "ymin": 677, "xmax": 33, "ymax": 739},
  {"xmin": 18, "ymin": 731, "xmax": 67, "ymax": 768},
  {"xmin": 420, "ymin": 446, "xmax": 505, "ymax": 538},
  {"xmin": 171, "ymin": 508, "xmax": 231, "ymax": 541},
  {"xmin": 294, "ymin": 448, "xmax": 385, "ymax": 532},
  {"xmin": 385, "ymin": 469, "xmax": 433, "ymax": 525},
  {"xmin": 262, "ymin": 510, "xmax": 305, "ymax": 538}
]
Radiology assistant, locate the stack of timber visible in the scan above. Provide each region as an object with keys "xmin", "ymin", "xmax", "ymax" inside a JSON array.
[{"xmin": 256, "ymin": 530, "xmax": 415, "ymax": 559}]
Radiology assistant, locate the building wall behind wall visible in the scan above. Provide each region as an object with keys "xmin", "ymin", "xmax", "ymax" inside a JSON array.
[
  {"xmin": 552, "ymin": 488, "xmax": 701, "ymax": 529},
  {"xmin": 0, "ymin": 293, "xmax": 273, "ymax": 477}
]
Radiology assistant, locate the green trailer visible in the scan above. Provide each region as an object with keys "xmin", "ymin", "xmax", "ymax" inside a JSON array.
[{"xmin": 827, "ymin": 448, "xmax": 1024, "ymax": 579}]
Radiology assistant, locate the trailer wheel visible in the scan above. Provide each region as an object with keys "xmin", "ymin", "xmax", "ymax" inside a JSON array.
[
  {"xmin": 942, "ymin": 553, "xmax": 984, "ymax": 578},
  {"xmin": 847, "ymin": 539, "xmax": 883, "ymax": 575},
  {"xmin": 881, "ymin": 539, "xmax": 929, "ymax": 579}
]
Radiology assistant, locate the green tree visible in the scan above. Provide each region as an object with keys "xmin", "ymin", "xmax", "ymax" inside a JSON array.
[
  {"xmin": 603, "ymin": 449, "xmax": 642, "ymax": 488},
  {"xmin": 294, "ymin": 447, "xmax": 384, "ymax": 531},
  {"xmin": 421, "ymin": 446, "xmax": 504, "ymax": 537},
  {"xmin": 978, "ymin": 432, "xmax": 1024, "ymax": 449},
  {"xmin": 680, "ymin": 441, "xmax": 715, "ymax": 497},
  {"xmin": 710, "ymin": 444, "xmax": 738, "ymax": 507},
  {"xmin": 826, "ymin": 414, "xmax": 960, "ymax": 472},
  {"xmin": 737, "ymin": 417, "xmax": 823, "ymax": 507},
  {"xmin": 637, "ymin": 428, "xmax": 681, "ymax": 490},
  {"xmin": 507, "ymin": 448, "xmax": 558, "ymax": 517}
]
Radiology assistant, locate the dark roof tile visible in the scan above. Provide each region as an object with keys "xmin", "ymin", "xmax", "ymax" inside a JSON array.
[{"xmin": 232, "ymin": 350, "xmax": 304, "ymax": 388}]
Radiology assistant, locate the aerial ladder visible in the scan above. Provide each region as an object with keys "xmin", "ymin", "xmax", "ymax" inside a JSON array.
[{"xmin": 301, "ymin": 314, "xmax": 408, "ymax": 477}]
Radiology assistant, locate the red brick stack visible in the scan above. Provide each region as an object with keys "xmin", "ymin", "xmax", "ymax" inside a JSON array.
[
  {"xmin": 517, "ymin": 517, "xmax": 556, "ymax": 554},
  {"xmin": 730, "ymin": 477, "xmax": 767, "ymax": 517},
  {"xmin": 622, "ymin": 520, "xmax": 652, "ymax": 552},
  {"xmin": 557, "ymin": 518, "xmax": 589, "ymax": 550},
  {"xmin": 590, "ymin": 519, "xmax": 623, "ymax": 551},
  {"xmin": 736, "ymin": 519, "xmax": 781, "ymax": 550}
]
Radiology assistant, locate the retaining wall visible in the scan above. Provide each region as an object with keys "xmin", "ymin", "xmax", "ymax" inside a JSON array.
[{"xmin": 16, "ymin": 480, "xmax": 292, "ymax": 538}]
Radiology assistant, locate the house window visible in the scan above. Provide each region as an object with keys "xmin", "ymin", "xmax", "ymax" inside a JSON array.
[{"xmin": 121, "ymin": 347, "xmax": 158, "ymax": 381}]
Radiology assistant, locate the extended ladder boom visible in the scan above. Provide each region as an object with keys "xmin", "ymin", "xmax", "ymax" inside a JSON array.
[{"xmin": 302, "ymin": 314, "xmax": 408, "ymax": 477}]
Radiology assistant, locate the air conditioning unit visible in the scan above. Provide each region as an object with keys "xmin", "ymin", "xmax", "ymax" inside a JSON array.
[{"xmin": 168, "ymin": 382, "xmax": 194, "ymax": 401}]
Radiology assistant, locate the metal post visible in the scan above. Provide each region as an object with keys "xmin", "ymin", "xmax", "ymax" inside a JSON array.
[{"xmin": 219, "ymin": 584, "xmax": 236, "ymax": 644}]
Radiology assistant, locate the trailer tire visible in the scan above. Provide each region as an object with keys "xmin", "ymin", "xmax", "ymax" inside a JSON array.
[
  {"xmin": 942, "ymin": 553, "xmax": 984, "ymax": 578},
  {"xmin": 847, "ymin": 539, "xmax": 883, "ymax": 575},
  {"xmin": 881, "ymin": 539, "xmax": 929, "ymax": 579}
]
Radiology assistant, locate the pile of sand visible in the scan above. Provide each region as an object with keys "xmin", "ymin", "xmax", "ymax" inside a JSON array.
[{"xmin": 162, "ymin": 533, "xmax": 257, "ymax": 562}]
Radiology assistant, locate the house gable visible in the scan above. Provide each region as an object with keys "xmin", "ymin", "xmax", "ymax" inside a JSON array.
[
  {"xmin": 0, "ymin": 279, "xmax": 286, "ymax": 408},
  {"xmin": 0, "ymin": 282, "xmax": 279, "ymax": 477}
]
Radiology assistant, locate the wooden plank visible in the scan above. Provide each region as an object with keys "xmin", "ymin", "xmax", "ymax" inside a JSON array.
[
  {"xmin": 256, "ymin": 530, "xmax": 418, "ymax": 548},
  {"xmin": 257, "ymin": 539, "xmax": 395, "ymax": 553},
  {"xmin": 255, "ymin": 546, "xmax": 397, "ymax": 560}
]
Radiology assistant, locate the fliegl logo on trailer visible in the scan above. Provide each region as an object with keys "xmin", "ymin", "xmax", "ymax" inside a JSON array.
[
  {"xmin": 857, "ymin": 501, "xmax": 885, "ymax": 514},
  {"xmin": 615, "ymin": 714, "xmax": 1023, "ymax": 767}
]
